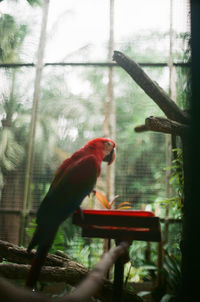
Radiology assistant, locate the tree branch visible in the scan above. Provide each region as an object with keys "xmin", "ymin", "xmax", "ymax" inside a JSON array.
[
  {"xmin": 134, "ymin": 116, "xmax": 189, "ymax": 136},
  {"xmin": 134, "ymin": 124, "xmax": 148, "ymax": 132},
  {"xmin": 147, "ymin": 116, "xmax": 189, "ymax": 136},
  {"xmin": 0, "ymin": 240, "xmax": 67, "ymax": 267},
  {"xmin": 113, "ymin": 51, "xmax": 190, "ymax": 124},
  {"xmin": 0, "ymin": 263, "xmax": 87, "ymax": 284},
  {"xmin": 0, "ymin": 240, "xmax": 142, "ymax": 302}
]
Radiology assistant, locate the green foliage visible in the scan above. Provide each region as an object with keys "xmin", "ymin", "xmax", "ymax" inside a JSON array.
[
  {"xmin": 26, "ymin": 0, "xmax": 42, "ymax": 6},
  {"xmin": 119, "ymin": 32, "xmax": 169, "ymax": 63},
  {"xmin": 26, "ymin": 218, "xmax": 65, "ymax": 253},
  {"xmin": 175, "ymin": 32, "xmax": 191, "ymax": 110},
  {"xmin": 0, "ymin": 127, "xmax": 24, "ymax": 173},
  {"xmin": 163, "ymin": 252, "xmax": 181, "ymax": 293},
  {"xmin": 0, "ymin": 14, "xmax": 27, "ymax": 62},
  {"xmin": 26, "ymin": 217, "xmax": 79, "ymax": 254},
  {"xmin": 123, "ymin": 241, "xmax": 158, "ymax": 284},
  {"xmin": 158, "ymin": 252, "xmax": 181, "ymax": 302},
  {"xmin": 0, "ymin": 13, "xmax": 29, "ymax": 190},
  {"xmin": 153, "ymin": 147, "xmax": 183, "ymax": 301},
  {"xmin": 0, "ymin": 7, "xmax": 189, "ymax": 291},
  {"xmin": 157, "ymin": 148, "xmax": 184, "ymax": 217},
  {"xmin": 124, "ymin": 262, "xmax": 153, "ymax": 283}
]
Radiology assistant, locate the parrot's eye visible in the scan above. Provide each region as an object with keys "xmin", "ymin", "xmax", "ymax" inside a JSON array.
[{"xmin": 105, "ymin": 141, "xmax": 112, "ymax": 147}]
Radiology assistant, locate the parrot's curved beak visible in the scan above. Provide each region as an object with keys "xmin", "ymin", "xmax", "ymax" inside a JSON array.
[{"xmin": 103, "ymin": 148, "xmax": 115, "ymax": 165}]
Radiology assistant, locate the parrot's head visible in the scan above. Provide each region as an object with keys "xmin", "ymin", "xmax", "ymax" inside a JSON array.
[
  {"xmin": 102, "ymin": 139, "xmax": 116, "ymax": 165},
  {"xmin": 85, "ymin": 138, "xmax": 116, "ymax": 165}
]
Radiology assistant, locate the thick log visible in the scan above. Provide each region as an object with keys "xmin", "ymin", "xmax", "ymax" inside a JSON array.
[
  {"xmin": 113, "ymin": 51, "xmax": 190, "ymax": 124},
  {"xmin": 0, "ymin": 241, "xmax": 142, "ymax": 302},
  {"xmin": 0, "ymin": 263, "xmax": 87, "ymax": 284},
  {"xmin": 0, "ymin": 240, "xmax": 66, "ymax": 267},
  {"xmin": 0, "ymin": 273, "xmax": 141, "ymax": 302},
  {"xmin": 134, "ymin": 116, "xmax": 189, "ymax": 136}
]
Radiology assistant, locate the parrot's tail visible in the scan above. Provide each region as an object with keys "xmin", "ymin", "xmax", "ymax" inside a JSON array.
[
  {"xmin": 26, "ymin": 226, "xmax": 58, "ymax": 288},
  {"xmin": 26, "ymin": 244, "xmax": 50, "ymax": 288}
]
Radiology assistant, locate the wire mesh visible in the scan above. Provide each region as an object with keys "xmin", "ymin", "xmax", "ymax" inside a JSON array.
[{"xmin": 0, "ymin": 0, "xmax": 189, "ymax": 271}]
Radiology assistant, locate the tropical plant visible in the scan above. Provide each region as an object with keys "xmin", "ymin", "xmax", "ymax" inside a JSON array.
[
  {"xmin": 94, "ymin": 190, "xmax": 132, "ymax": 210},
  {"xmin": 26, "ymin": 218, "xmax": 65, "ymax": 253},
  {"xmin": 26, "ymin": 217, "xmax": 103, "ymax": 269},
  {"xmin": 0, "ymin": 14, "xmax": 27, "ymax": 63},
  {"xmin": 157, "ymin": 148, "xmax": 184, "ymax": 218},
  {"xmin": 0, "ymin": 13, "xmax": 28, "ymax": 200},
  {"xmin": 159, "ymin": 252, "xmax": 181, "ymax": 302}
]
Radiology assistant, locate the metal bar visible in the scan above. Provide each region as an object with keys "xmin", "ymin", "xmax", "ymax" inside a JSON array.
[
  {"xmin": 0, "ymin": 62, "xmax": 191, "ymax": 68},
  {"xmin": 0, "ymin": 208, "xmax": 37, "ymax": 215},
  {"xmin": 0, "ymin": 209, "xmax": 22, "ymax": 214}
]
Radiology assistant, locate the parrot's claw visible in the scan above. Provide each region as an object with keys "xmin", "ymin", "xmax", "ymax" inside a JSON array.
[{"xmin": 87, "ymin": 190, "xmax": 96, "ymax": 198}]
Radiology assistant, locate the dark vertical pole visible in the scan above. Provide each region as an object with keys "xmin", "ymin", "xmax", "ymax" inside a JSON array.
[
  {"xmin": 180, "ymin": 1, "xmax": 200, "ymax": 301},
  {"xmin": 113, "ymin": 257, "xmax": 124, "ymax": 302},
  {"xmin": 113, "ymin": 241, "xmax": 124, "ymax": 302}
]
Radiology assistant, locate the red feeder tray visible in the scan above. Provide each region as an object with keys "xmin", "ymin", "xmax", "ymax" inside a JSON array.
[
  {"xmin": 72, "ymin": 209, "xmax": 161, "ymax": 242},
  {"xmin": 72, "ymin": 209, "xmax": 161, "ymax": 302}
]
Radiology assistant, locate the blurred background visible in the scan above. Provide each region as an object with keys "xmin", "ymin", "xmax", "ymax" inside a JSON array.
[{"xmin": 0, "ymin": 0, "xmax": 190, "ymax": 299}]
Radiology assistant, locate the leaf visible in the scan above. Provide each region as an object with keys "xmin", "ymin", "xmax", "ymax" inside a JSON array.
[
  {"xmin": 165, "ymin": 254, "xmax": 181, "ymax": 277},
  {"xmin": 110, "ymin": 195, "xmax": 120, "ymax": 207},
  {"xmin": 138, "ymin": 291, "xmax": 151, "ymax": 297},
  {"xmin": 95, "ymin": 191, "xmax": 111, "ymax": 209},
  {"xmin": 117, "ymin": 206, "xmax": 132, "ymax": 210},
  {"xmin": 163, "ymin": 253, "xmax": 181, "ymax": 291},
  {"xmin": 160, "ymin": 294, "xmax": 175, "ymax": 302},
  {"xmin": 117, "ymin": 201, "xmax": 132, "ymax": 208},
  {"xmin": 140, "ymin": 265, "xmax": 157, "ymax": 270}
]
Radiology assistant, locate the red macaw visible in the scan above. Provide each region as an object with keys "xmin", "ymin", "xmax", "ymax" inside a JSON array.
[{"xmin": 26, "ymin": 138, "xmax": 115, "ymax": 288}]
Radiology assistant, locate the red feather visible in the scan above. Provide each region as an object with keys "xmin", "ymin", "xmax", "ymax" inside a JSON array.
[{"xmin": 26, "ymin": 138, "xmax": 115, "ymax": 288}]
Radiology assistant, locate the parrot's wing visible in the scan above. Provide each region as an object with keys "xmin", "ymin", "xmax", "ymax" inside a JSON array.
[
  {"xmin": 36, "ymin": 154, "xmax": 98, "ymax": 225},
  {"xmin": 26, "ymin": 154, "xmax": 99, "ymax": 287}
]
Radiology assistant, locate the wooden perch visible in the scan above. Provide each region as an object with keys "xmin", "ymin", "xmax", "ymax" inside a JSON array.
[
  {"xmin": 135, "ymin": 124, "xmax": 148, "ymax": 132},
  {"xmin": 0, "ymin": 240, "xmax": 65, "ymax": 267},
  {"xmin": 0, "ymin": 240, "xmax": 142, "ymax": 302},
  {"xmin": 0, "ymin": 239, "xmax": 88, "ymax": 286},
  {"xmin": 113, "ymin": 51, "xmax": 190, "ymax": 125},
  {"xmin": 145, "ymin": 116, "xmax": 189, "ymax": 136},
  {"xmin": 135, "ymin": 116, "xmax": 190, "ymax": 136},
  {"xmin": 0, "ymin": 262, "xmax": 87, "ymax": 284}
]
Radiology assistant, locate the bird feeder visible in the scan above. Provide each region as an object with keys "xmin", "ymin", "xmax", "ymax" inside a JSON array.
[{"xmin": 72, "ymin": 209, "xmax": 161, "ymax": 301}]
